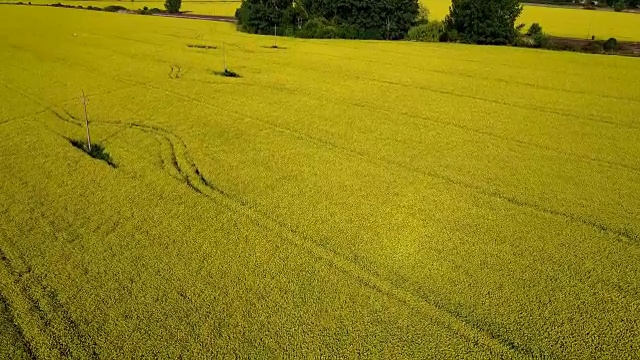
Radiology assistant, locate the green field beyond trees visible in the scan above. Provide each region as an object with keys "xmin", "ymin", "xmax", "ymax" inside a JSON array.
[{"xmin": 1, "ymin": 5, "xmax": 640, "ymax": 358}]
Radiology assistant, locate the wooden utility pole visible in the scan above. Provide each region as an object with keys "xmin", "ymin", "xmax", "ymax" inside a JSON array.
[
  {"xmin": 82, "ymin": 90, "xmax": 92, "ymax": 152},
  {"xmin": 222, "ymin": 42, "xmax": 227, "ymax": 71},
  {"xmin": 386, "ymin": 17, "xmax": 391, "ymax": 40},
  {"xmin": 274, "ymin": 0, "xmax": 278, "ymax": 47}
]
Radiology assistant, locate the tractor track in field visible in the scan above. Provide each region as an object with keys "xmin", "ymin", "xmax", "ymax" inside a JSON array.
[
  {"xmin": 344, "ymin": 99, "xmax": 640, "ymax": 175},
  {"xmin": 47, "ymin": 109, "xmax": 533, "ymax": 358},
  {"xmin": 272, "ymin": 47, "xmax": 638, "ymax": 129},
  {"xmin": 122, "ymin": 129, "xmax": 534, "ymax": 357},
  {"xmin": 0, "ymin": 243, "xmax": 100, "ymax": 359},
  {"xmin": 355, "ymin": 75, "xmax": 639, "ymax": 131},
  {"xmin": 134, "ymin": 79, "xmax": 639, "ymax": 244},
  {"xmin": 2, "ymin": 62, "xmax": 635, "ymax": 358},
  {"xmin": 297, "ymin": 47, "xmax": 640, "ymax": 104},
  {"xmin": 183, "ymin": 73, "xmax": 640, "ymax": 176},
  {"xmin": 59, "ymin": 109, "xmax": 231, "ymax": 199},
  {"xmin": 246, "ymin": 108, "xmax": 640, "ymax": 243},
  {"xmin": 0, "ymin": 259, "xmax": 35, "ymax": 360},
  {"xmin": 5, "ymin": 20, "xmax": 638, "ymax": 175}
]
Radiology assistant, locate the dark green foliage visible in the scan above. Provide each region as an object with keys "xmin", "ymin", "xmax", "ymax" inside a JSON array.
[
  {"xmin": 526, "ymin": 23, "xmax": 542, "ymax": 37},
  {"xmin": 583, "ymin": 40, "xmax": 605, "ymax": 53},
  {"xmin": 70, "ymin": 140, "xmax": 116, "ymax": 168},
  {"xmin": 613, "ymin": 1, "xmax": 625, "ymax": 11},
  {"xmin": 406, "ymin": 21, "xmax": 445, "ymax": 42},
  {"xmin": 164, "ymin": 0, "xmax": 181, "ymax": 14},
  {"xmin": 236, "ymin": 0, "xmax": 293, "ymax": 34},
  {"xmin": 516, "ymin": 22, "xmax": 548, "ymax": 48},
  {"xmin": 604, "ymin": 37, "xmax": 618, "ymax": 51},
  {"xmin": 288, "ymin": 17, "xmax": 342, "ymax": 39},
  {"xmin": 103, "ymin": 5, "xmax": 127, "ymax": 12},
  {"xmin": 415, "ymin": 4, "xmax": 429, "ymax": 25},
  {"xmin": 438, "ymin": 28, "xmax": 460, "ymax": 42},
  {"xmin": 445, "ymin": 0, "xmax": 523, "ymax": 45},
  {"xmin": 296, "ymin": 17, "xmax": 361, "ymax": 39},
  {"xmin": 214, "ymin": 69, "xmax": 241, "ymax": 77},
  {"xmin": 236, "ymin": 0, "xmax": 419, "ymax": 40}
]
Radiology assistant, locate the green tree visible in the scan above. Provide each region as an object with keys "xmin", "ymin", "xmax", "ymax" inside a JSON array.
[
  {"xmin": 445, "ymin": 0, "xmax": 523, "ymax": 45},
  {"xmin": 236, "ymin": 0, "xmax": 293, "ymax": 34},
  {"xmin": 237, "ymin": 0, "xmax": 419, "ymax": 39},
  {"xmin": 164, "ymin": 0, "xmax": 182, "ymax": 13}
]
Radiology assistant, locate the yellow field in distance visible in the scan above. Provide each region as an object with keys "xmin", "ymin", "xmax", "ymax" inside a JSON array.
[{"xmin": 423, "ymin": 0, "xmax": 640, "ymax": 41}]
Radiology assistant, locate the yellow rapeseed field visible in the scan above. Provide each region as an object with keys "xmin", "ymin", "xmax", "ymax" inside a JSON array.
[
  {"xmin": 6, "ymin": 0, "xmax": 242, "ymax": 16},
  {"xmin": 423, "ymin": 0, "xmax": 640, "ymax": 41},
  {"xmin": 8, "ymin": 0, "xmax": 640, "ymax": 40},
  {"xmin": 1, "ymin": 5, "xmax": 639, "ymax": 358}
]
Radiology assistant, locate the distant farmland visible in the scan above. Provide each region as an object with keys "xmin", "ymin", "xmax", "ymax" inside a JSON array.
[
  {"xmin": 1, "ymin": 5, "xmax": 639, "ymax": 358},
  {"xmin": 5, "ymin": 0, "xmax": 242, "ymax": 16},
  {"xmin": 8, "ymin": 0, "xmax": 640, "ymax": 40},
  {"xmin": 423, "ymin": 0, "xmax": 640, "ymax": 41}
]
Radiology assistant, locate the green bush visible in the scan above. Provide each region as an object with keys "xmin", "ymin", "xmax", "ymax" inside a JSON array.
[
  {"xmin": 532, "ymin": 32, "xmax": 549, "ymax": 48},
  {"xmin": 297, "ymin": 17, "xmax": 335, "ymax": 38},
  {"xmin": 103, "ymin": 5, "xmax": 127, "ymax": 12},
  {"xmin": 514, "ymin": 23, "xmax": 548, "ymax": 48},
  {"xmin": 70, "ymin": 140, "xmax": 116, "ymax": 168},
  {"xmin": 237, "ymin": 0, "xmax": 418, "ymax": 39},
  {"xmin": 164, "ymin": 0, "xmax": 181, "ymax": 13},
  {"xmin": 613, "ymin": 1, "xmax": 625, "ymax": 11},
  {"xmin": 406, "ymin": 21, "xmax": 444, "ymax": 42},
  {"xmin": 526, "ymin": 23, "xmax": 543, "ymax": 37},
  {"xmin": 214, "ymin": 69, "xmax": 241, "ymax": 78},
  {"xmin": 604, "ymin": 37, "xmax": 618, "ymax": 51},
  {"xmin": 296, "ymin": 17, "xmax": 366, "ymax": 39},
  {"xmin": 415, "ymin": 4, "xmax": 429, "ymax": 25},
  {"xmin": 445, "ymin": 0, "xmax": 523, "ymax": 45},
  {"xmin": 438, "ymin": 28, "xmax": 460, "ymax": 42},
  {"xmin": 583, "ymin": 40, "xmax": 604, "ymax": 53}
]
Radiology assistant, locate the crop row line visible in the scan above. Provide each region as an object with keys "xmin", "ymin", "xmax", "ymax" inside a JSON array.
[
  {"xmin": 138, "ymin": 78, "xmax": 638, "ymax": 244},
  {"xmin": 43, "ymin": 104, "xmax": 530, "ymax": 357},
  {"xmin": 0, "ymin": 236, "xmax": 99, "ymax": 359},
  {"xmin": 295, "ymin": 45, "xmax": 640, "ymax": 104}
]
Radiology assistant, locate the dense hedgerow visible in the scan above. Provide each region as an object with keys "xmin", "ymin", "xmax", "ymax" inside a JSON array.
[
  {"xmin": 236, "ymin": 0, "xmax": 420, "ymax": 39},
  {"xmin": 406, "ymin": 21, "xmax": 445, "ymax": 42},
  {"xmin": 445, "ymin": 0, "xmax": 523, "ymax": 45}
]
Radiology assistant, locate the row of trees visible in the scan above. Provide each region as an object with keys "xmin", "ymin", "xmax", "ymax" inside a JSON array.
[
  {"xmin": 236, "ymin": 0, "xmax": 527, "ymax": 43},
  {"xmin": 236, "ymin": 0, "xmax": 420, "ymax": 39},
  {"xmin": 445, "ymin": 0, "xmax": 523, "ymax": 45}
]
